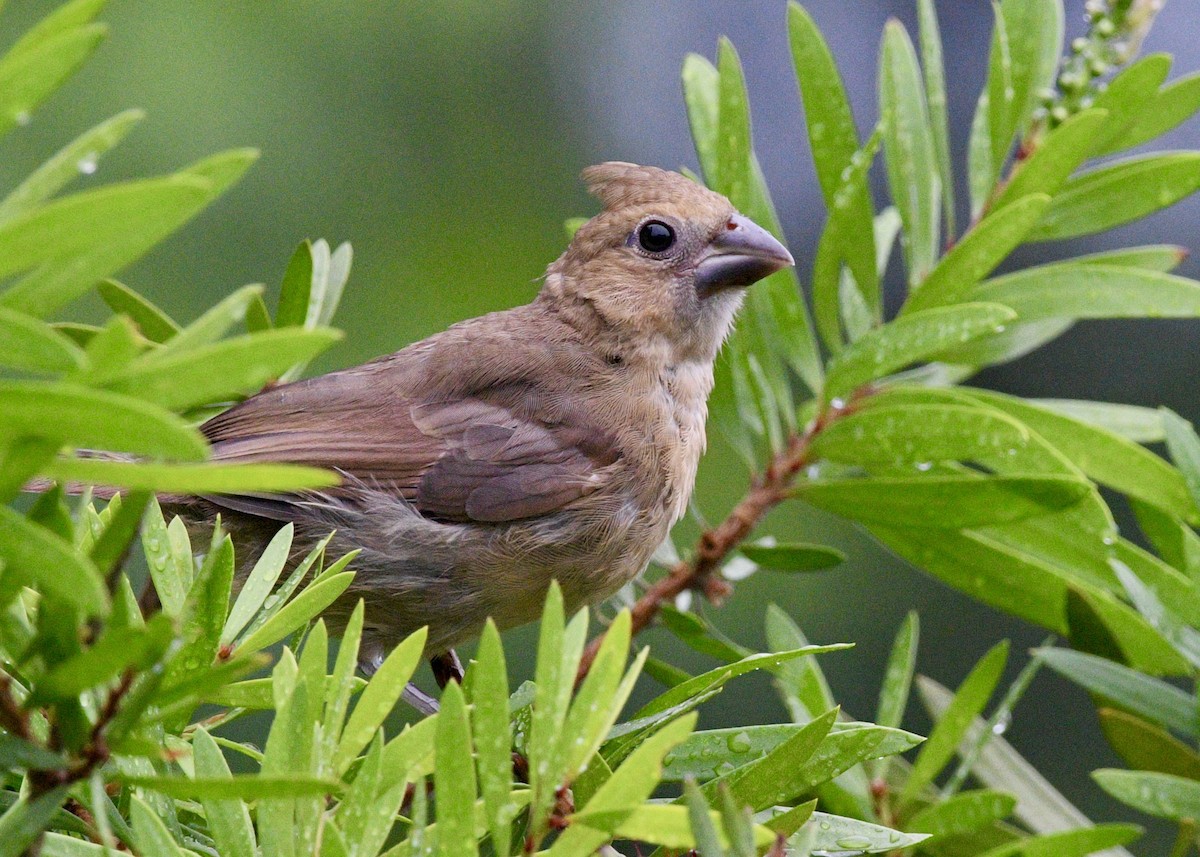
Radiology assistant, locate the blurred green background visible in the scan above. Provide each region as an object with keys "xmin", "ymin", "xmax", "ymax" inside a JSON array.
[{"xmin": 3, "ymin": 0, "xmax": 1199, "ymax": 840}]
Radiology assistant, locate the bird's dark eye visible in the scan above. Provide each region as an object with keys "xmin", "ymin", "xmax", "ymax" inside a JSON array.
[{"xmin": 637, "ymin": 220, "xmax": 675, "ymax": 253}]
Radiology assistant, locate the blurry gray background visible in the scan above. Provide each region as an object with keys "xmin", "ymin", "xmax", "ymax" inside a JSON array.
[{"xmin": 3, "ymin": 1, "xmax": 1198, "ymax": 846}]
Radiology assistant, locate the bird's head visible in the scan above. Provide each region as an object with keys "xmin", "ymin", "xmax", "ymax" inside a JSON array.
[{"xmin": 543, "ymin": 162, "xmax": 794, "ymax": 363}]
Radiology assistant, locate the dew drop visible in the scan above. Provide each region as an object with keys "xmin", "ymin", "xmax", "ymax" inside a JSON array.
[
  {"xmin": 991, "ymin": 710, "xmax": 1011, "ymax": 736},
  {"xmin": 829, "ymin": 397, "xmax": 847, "ymax": 410},
  {"xmin": 727, "ymin": 731, "xmax": 752, "ymax": 753},
  {"xmin": 915, "ymin": 461, "xmax": 933, "ymax": 472},
  {"xmin": 14, "ymin": 110, "xmax": 30, "ymax": 127},
  {"xmin": 77, "ymin": 153, "xmax": 98, "ymax": 175},
  {"xmin": 836, "ymin": 836, "xmax": 872, "ymax": 850}
]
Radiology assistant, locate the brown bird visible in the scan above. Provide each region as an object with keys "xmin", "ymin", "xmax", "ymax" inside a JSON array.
[{"xmin": 189, "ymin": 162, "xmax": 793, "ymax": 676}]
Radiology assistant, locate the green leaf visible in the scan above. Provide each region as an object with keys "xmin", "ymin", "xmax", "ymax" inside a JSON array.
[
  {"xmin": 683, "ymin": 781, "xmax": 724, "ymax": 857},
  {"xmin": 125, "ymin": 773, "xmax": 339, "ymax": 801},
  {"xmin": 1037, "ymin": 647, "xmax": 1198, "ymax": 736},
  {"xmin": 471, "ymin": 621, "xmax": 513, "ymax": 857},
  {"xmin": 905, "ymin": 194, "xmax": 1050, "ymax": 313},
  {"xmin": 957, "ymin": 389, "xmax": 1196, "ymax": 521},
  {"xmin": 32, "ymin": 614, "xmax": 172, "ymax": 702},
  {"xmin": 1163, "ymin": 408, "xmax": 1200, "ymax": 510},
  {"xmin": 811, "ymin": 130, "xmax": 882, "ymax": 353},
  {"xmin": 1071, "ymin": 244, "xmax": 1191, "ymax": 273},
  {"xmin": 1031, "ymin": 399, "xmax": 1165, "ymax": 443},
  {"xmin": 812, "ymin": 403, "xmax": 1033, "ymax": 469},
  {"xmin": 0, "ymin": 25, "xmax": 105, "ymax": 139},
  {"xmin": 632, "ymin": 644, "xmax": 852, "ymax": 721},
  {"xmin": 130, "ymin": 795, "xmax": 185, "ymax": 857},
  {"xmin": 900, "ymin": 640, "xmax": 1008, "ymax": 804},
  {"xmin": 0, "ymin": 176, "xmax": 212, "ymax": 317},
  {"xmin": 102, "ymin": 327, "xmax": 341, "ymax": 410},
  {"xmin": 976, "ymin": 824, "xmax": 1141, "ymax": 857},
  {"xmin": 334, "ymin": 625, "xmax": 427, "ymax": 774},
  {"xmin": 823, "ymin": 303, "xmax": 1015, "ymax": 401},
  {"xmin": 876, "ymin": 611, "xmax": 919, "ymax": 732},
  {"xmin": 968, "ymin": 78, "xmax": 997, "ymax": 219},
  {"xmin": 140, "ymin": 284, "xmax": 263, "ymax": 360},
  {"xmin": 1105, "ymin": 70, "xmax": 1200, "ymax": 153},
  {"xmin": 221, "ymin": 524, "xmax": 293, "ymax": 645},
  {"xmin": 997, "ymin": 111, "xmax": 1115, "ymax": 217},
  {"xmin": 548, "ymin": 714, "xmax": 696, "ymax": 856},
  {"xmin": 917, "ymin": 0, "xmax": 955, "ymax": 238},
  {"xmin": 276, "ymin": 240, "xmax": 314, "ymax": 328},
  {"xmin": 765, "ymin": 605, "xmax": 836, "ymax": 721},
  {"xmin": 802, "ymin": 812, "xmax": 929, "ymax": 854},
  {"xmin": 1086, "ymin": 54, "xmax": 1172, "ymax": 154},
  {"xmin": 44, "ymin": 457, "xmax": 338, "ymax": 494},
  {"xmin": 579, "ymin": 804, "xmax": 775, "ymax": 852},
  {"xmin": 235, "ymin": 534, "xmax": 333, "ymax": 646},
  {"xmin": 0, "ymin": 109, "xmax": 144, "ymax": 223},
  {"xmin": 0, "ymin": 505, "xmax": 107, "ymax": 613},
  {"xmin": 797, "ymin": 474, "xmax": 1088, "ymax": 529},
  {"xmin": 661, "ymin": 717, "xmax": 833, "ymax": 783},
  {"xmin": 707, "ymin": 721, "xmax": 920, "ymax": 811},
  {"xmin": 0, "ymin": 786, "xmax": 72, "ymax": 857},
  {"xmin": 738, "ymin": 541, "xmax": 845, "ymax": 572},
  {"xmin": 0, "ymin": 734, "xmax": 66, "ymax": 771},
  {"xmin": 906, "ymin": 789, "xmax": 1016, "ymax": 837},
  {"xmin": 1029, "ymin": 153, "xmax": 1200, "ymax": 241},
  {"xmin": 97, "ymin": 279, "xmax": 179, "ymax": 343},
  {"xmin": 5, "ymin": 0, "xmax": 105, "ymax": 62},
  {"xmin": 0, "ymin": 381, "xmax": 206, "ymax": 460},
  {"xmin": 1001, "ymin": 0, "xmax": 1063, "ymax": 138},
  {"xmin": 434, "ymin": 681, "xmax": 478, "ymax": 857},
  {"xmin": 879, "ymin": 20, "xmax": 939, "ymax": 285},
  {"xmin": 563, "ymin": 611, "xmax": 640, "ymax": 782},
  {"xmin": 788, "ymin": 3, "xmax": 878, "ymax": 318},
  {"xmin": 973, "ymin": 263, "xmax": 1200, "ymax": 322},
  {"xmin": 0, "ymin": 307, "xmax": 86, "ymax": 372},
  {"xmin": 529, "ymin": 585, "xmax": 588, "ymax": 835},
  {"xmin": 1099, "ymin": 709, "xmax": 1200, "ymax": 780},
  {"xmin": 682, "ymin": 53, "xmax": 720, "ymax": 183},
  {"xmin": 918, "ymin": 676, "xmax": 1106, "ymax": 836},
  {"xmin": 189, "ymin": 724, "xmax": 255, "ymax": 854},
  {"xmin": 1112, "ymin": 558, "xmax": 1200, "ymax": 669},
  {"xmin": 236, "ymin": 571, "xmax": 354, "ymax": 656}
]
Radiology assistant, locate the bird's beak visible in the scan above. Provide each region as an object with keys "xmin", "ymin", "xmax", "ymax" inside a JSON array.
[{"xmin": 694, "ymin": 213, "xmax": 795, "ymax": 297}]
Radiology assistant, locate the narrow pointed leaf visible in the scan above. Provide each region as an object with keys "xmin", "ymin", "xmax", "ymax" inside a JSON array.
[
  {"xmin": 43, "ymin": 457, "xmax": 338, "ymax": 494},
  {"xmin": 900, "ymin": 641, "xmax": 1008, "ymax": 804},
  {"xmin": 1029, "ymin": 153, "xmax": 1200, "ymax": 241},
  {"xmin": 0, "ymin": 109, "xmax": 144, "ymax": 223},
  {"xmin": 0, "ymin": 307, "xmax": 85, "ymax": 372},
  {"xmin": 880, "ymin": 21, "xmax": 939, "ymax": 285},
  {"xmin": 0, "ymin": 381, "xmax": 206, "ymax": 459},
  {"xmin": 825, "ymin": 303, "xmax": 1014, "ymax": 400},
  {"xmin": 1106, "ymin": 70, "xmax": 1200, "ymax": 152},
  {"xmin": 797, "ymin": 474, "xmax": 1087, "ymax": 529},
  {"xmin": 1038, "ymin": 647, "xmax": 1198, "ymax": 736},
  {"xmin": 907, "ymin": 195, "xmax": 1049, "ymax": 313}
]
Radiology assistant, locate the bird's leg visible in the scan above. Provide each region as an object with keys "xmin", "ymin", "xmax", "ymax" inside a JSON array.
[
  {"xmin": 361, "ymin": 651, "xmax": 440, "ymax": 715},
  {"xmin": 430, "ymin": 649, "xmax": 464, "ymax": 688}
]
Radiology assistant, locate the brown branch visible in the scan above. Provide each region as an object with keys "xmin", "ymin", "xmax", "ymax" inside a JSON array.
[{"xmin": 577, "ymin": 395, "xmax": 862, "ymax": 682}]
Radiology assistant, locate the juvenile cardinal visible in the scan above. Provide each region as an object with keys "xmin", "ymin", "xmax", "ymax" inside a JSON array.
[{"xmin": 190, "ymin": 162, "xmax": 793, "ymax": 675}]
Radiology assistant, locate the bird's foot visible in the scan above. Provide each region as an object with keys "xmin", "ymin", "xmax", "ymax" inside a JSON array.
[
  {"xmin": 430, "ymin": 649, "xmax": 464, "ymax": 688},
  {"xmin": 401, "ymin": 682, "xmax": 439, "ymax": 716}
]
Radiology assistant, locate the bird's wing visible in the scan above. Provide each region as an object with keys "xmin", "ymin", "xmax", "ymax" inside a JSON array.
[{"xmin": 200, "ymin": 360, "xmax": 617, "ymax": 524}]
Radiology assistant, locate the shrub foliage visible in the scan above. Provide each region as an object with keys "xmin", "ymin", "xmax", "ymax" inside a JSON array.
[{"xmin": 3, "ymin": 0, "xmax": 1200, "ymax": 855}]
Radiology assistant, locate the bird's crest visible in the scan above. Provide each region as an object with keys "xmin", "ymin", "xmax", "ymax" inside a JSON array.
[{"xmin": 582, "ymin": 161, "xmax": 721, "ymax": 212}]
